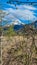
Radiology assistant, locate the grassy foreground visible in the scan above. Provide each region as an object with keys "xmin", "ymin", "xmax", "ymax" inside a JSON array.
[{"xmin": 1, "ymin": 35, "xmax": 37, "ymax": 65}]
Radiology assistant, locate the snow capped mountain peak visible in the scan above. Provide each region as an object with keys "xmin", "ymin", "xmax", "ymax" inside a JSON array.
[{"xmin": 12, "ymin": 20, "xmax": 24, "ymax": 25}]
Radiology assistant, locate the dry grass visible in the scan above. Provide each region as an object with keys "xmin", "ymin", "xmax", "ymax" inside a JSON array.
[{"xmin": 0, "ymin": 35, "xmax": 37, "ymax": 65}]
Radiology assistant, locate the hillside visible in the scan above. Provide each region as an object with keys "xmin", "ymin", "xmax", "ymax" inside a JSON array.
[
  {"xmin": 0, "ymin": 21, "xmax": 37, "ymax": 65},
  {"xmin": 2, "ymin": 20, "xmax": 37, "ymax": 36},
  {"xmin": 0, "ymin": 10, "xmax": 37, "ymax": 65},
  {"xmin": 1, "ymin": 35, "xmax": 37, "ymax": 65}
]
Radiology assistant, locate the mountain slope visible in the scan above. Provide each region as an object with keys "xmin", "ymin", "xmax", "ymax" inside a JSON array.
[{"xmin": 2, "ymin": 20, "xmax": 37, "ymax": 36}]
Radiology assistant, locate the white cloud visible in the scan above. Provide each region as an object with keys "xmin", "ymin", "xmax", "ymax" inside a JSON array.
[
  {"xmin": 23, "ymin": 5, "xmax": 37, "ymax": 10},
  {"xmin": 3, "ymin": 5, "xmax": 37, "ymax": 24},
  {"xmin": 7, "ymin": 9, "xmax": 36, "ymax": 21},
  {"xmin": 8, "ymin": 4, "xmax": 37, "ymax": 10},
  {"xmin": 17, "ymin": 10, "xmax": 37, "ymax": 21}
]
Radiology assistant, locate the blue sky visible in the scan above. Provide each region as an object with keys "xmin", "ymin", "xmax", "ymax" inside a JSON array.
[
  {"xmin": 0, "ymin": 0, "xmax": 37, "ymax": 26},
  {"xmin": 0, "ymin": 0, "xmax": 37, "ymax": 3}
]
